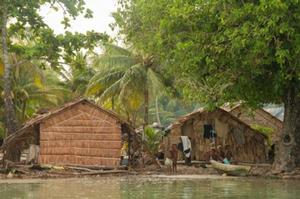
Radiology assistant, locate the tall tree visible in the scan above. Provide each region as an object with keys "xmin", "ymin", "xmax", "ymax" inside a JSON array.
[
  {"xmin": 86, "ymin": 44, "xmax": 164, "ymax": 126},
  {"xmin": 0, "ymin": 0, "xmax": 107, "ymax": 161},
  {"xmin": 1, "ymin": 5, "xmax": 17, "ymax": 134},
  {"xmin": 114, "ymin": 0, "xmax": 300, "ymax": 172},
  {"xmin": 61, "ymin": 52, "xmax": 96, "ymax": 97},
  {"xmin": 1, "ymin": 54, "xmax": 68, "ymax": 122}
]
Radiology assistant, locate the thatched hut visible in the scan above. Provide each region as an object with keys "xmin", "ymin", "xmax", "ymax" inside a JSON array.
[
  {"xmin": 163, "ymin": 108, "xmax": 267, "ymax": 163},
  {"xmin": 2, "ymin": 99, "xmax": 135, "ymax": 167},
  {"xmin": 226, "ymin": 105, "xmax": 283, "ymax": 140}
]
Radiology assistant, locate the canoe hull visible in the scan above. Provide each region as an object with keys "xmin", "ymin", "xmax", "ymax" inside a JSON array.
[{"xmin": 210, "ymin": 160, "xmax": 251, "ymax": 176}]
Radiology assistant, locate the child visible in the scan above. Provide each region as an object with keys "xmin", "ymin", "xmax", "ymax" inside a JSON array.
[
  {"xmin": 164, "ymin": 150, "xmax": 173, "ymax": 173},
  {"xmin": 170, "ymin": 144, "xmax": 178, "ymax": 173}
]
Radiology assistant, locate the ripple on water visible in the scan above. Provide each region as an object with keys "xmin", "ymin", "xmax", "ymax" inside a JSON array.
[{"xmin": 0, "ymin": 177, "xmax": 299, "ymax": 199}]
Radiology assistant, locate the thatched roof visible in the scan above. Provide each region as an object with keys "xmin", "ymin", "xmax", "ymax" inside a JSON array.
[
  {"xmin": 2, "ymin": 98, "xmax": 134, "ymax": 148},
  {"xmin": 171, "ymin": 107, "xmax": 267, "ymax": 138},
  {"xmin": 221, "ymin": 102, "xmax": 283, "ymax": 122},
  {"xmin": 228, "ymin": 104, "xmax": 283, "ymax": 124}
]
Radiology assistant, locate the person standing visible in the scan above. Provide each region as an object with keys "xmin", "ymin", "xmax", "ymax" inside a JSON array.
[{"xmin": 170, "ymin": 144, "xmax": 178, "ymax": 173}]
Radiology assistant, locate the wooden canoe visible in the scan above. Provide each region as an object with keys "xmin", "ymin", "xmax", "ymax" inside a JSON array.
[{"xmin": 210, "ymin": 160, "xmax": 251, "ymax": 176}]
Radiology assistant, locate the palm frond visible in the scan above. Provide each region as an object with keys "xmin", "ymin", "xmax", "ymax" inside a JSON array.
[
  {"xmin": 104, "ymin": 44, "xmax": 134, "ymax": 57},
  {"xmin": 93, "ymin": 55, "xmax": 138, "ymax": 69},
  {"xmin": 98, "ymin": 78, "xmax": 123, "ymax": 102}
]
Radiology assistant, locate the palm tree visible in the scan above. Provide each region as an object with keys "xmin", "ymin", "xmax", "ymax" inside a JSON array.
[
  {"xmin": 61, "ymin": 52, "xmax": 96, "ymax": 98},
  {"xmin": 0, "ymin": 54, "xmax": 69, "ymax": 161},
  {"xmin": 148, "ymin": 94, "xmax": 200, "ymax": 126},
  {"xmin": 0, "ymin": 55, "xmax": 68, "ymax": 137},
  {"xmin": 86, "ymin": 44, "xmax": 165, "ymax": 126}
]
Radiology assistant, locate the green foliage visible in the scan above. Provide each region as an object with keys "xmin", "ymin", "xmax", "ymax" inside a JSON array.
[
  {"xmin": 3, "ymin": 0, "xmax": 108, "ymax": 64},
  {"xmin": 0, "ymin": 54, "xmax": 69, "ymax": 123},
  {"xmin": 251, "ymin": 124, "xmax": 274, "ymax": 146},
  {"xmin": 114, "ymin": 0, "xmax": 300, "ymax": 108},
  {"xmin": 86, "ymin": 44, "xmax": 167, "ymax": 125},
  {"xmin": 148, "ymin": 94, "xmax": 200, "ymax": 126},
  {"xmin": 143, "ymin": 126, "xmax": 163, "ymax": 156},
  {"xmin": 0, "ymin": 0, "xmax": 107, "ymax": 135},
  {"xmin": 0, "ymin": 122, "xmax": 5, "ymax": 139},
  {"xmin": 62, "ymin": 52, "xmax": 96, "ymax": 97}
]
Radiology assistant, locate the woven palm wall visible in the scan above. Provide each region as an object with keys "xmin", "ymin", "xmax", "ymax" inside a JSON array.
[
  {"xmin": 163, "ymin": 110, "xmax": 267, "ymax": 163},
  {"xmin": 230, "ymin": 107, "xmax": 283, "ymax": 136},
  {"xmin": 38, "ymin": 102, "xmax": 122, "ymax": 167}
]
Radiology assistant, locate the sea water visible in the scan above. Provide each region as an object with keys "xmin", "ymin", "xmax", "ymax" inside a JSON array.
[{"xmin": 0, "ymin": 176, "xmax": 299, "ymax": 199}]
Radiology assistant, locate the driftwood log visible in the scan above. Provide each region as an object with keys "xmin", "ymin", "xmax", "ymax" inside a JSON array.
[
  {"xmin": 75, "ymin": 170, "xmax": 130, "ymax": 176},
  {"xmin": 65, "ymin": 164, "xmax": 127, "ymax": 171}
]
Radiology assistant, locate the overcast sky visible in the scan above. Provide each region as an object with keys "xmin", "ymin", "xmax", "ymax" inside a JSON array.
[{"xmin": 40, "ymin": 0, "xmax": 118, "ymax": 36}]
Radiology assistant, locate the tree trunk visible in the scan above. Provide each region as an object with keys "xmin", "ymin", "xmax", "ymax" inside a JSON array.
[
  {"xmin": 4, "ymin": 145, "xmax": 21, "ymax": 163},
  {"xmin": 273, "ymin": 84, "xmax": 300, "ymax": 172},
  {"xmin": 1, "ymin": 7, "xmax": 18, "ymax": 134},
  {"xmin": 1, "ymin": 6, "xmax": 20, "ymax": 162},
  {"xmin": 155, "ymin": 97, "xmax": 161, "ymax": 125},
  {"xmin": 144, "ymin": 86, "xmax": 149, "ymax": 125}
]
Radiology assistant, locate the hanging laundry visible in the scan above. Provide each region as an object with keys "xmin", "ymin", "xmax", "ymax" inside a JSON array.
[{"xmin": 180, "ymin": 136, "xmax": 191, "ymax": 158}]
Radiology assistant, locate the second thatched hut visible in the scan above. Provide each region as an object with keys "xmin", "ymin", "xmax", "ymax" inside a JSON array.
[{"xmin": 163, "ymin": 108, "xmax": 267, "ymax": 163}]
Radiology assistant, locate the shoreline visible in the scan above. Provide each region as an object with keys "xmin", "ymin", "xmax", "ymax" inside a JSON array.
[
  {"xmin": 0, "ymin": 171, "xmax": 298, "ymax": 182},
  {"xmin": 0, "ymin": 173, "xmax": 297, "ymax": 184},
  {"xmin": 0, "ymin": 163, "xmax": 299, "ymax": 181}
]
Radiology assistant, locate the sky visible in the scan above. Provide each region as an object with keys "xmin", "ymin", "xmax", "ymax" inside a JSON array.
[{"xmin": 40, "ymin": 0, "xmax": 118, "ymax": 36}]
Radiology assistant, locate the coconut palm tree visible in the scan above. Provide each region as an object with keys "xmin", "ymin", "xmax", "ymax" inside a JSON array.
[
  {"xmin": 0, "ymin": 54, "xmax": 69, "ymax": 139},
  {"xmin": 148, "ymin": 95, "xmax": 200, "ymax": 126},
  {"xmin": 86, "ymin": 44, "xmax": 165, "ymax": 126},
  {"xmin": 61, "ymin": 52, "xmax": 96, "ymax": 98}
]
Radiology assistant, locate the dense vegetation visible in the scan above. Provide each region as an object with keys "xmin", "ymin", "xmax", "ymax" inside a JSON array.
[
  {"xmin": 113, "ymin": 0, "xmax": 300, "ymax": 172},
  {"xmin": 0, "ymin": 1, "xmax": 195, "ymax": 137},
  {"xmin": 1, "ymin": 0, "xmax": 300, "ymax": 172}
]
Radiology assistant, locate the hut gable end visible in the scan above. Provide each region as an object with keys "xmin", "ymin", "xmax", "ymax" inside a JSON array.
[
  {"xmin": 229, "ymin": 106, "xmax": 283, "ymax": 137},
  {"xmin": 41, "ymin": 102, "xmax": 119, "ymax": 130},
  {"xmin": 39, "ymin": 101, "xmax": 123, "ymax": 167},
  {"xmin": 164, "ymin": 108, "xmax": 267, "ymax": 163},
  {"xmin": 3, "ymin": 99, "xmax": 133, "ymax": 168}
]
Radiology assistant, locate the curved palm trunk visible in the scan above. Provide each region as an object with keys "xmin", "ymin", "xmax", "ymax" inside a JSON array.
[
  {"xmin": 144, "ymin": 86, "xmax": 149, "ymax": 125},
  {"xmin": 273, "ymin": 82, "xmax": 300, "ymax": 172},
  {"xmin": 1, "ymin": 7, "xmax": 20, "ymax": 162},
  {"xmin": 155, "ymin": 97, "xmax": 161, "ymax": 125}
]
